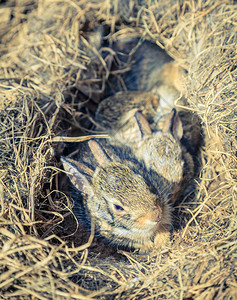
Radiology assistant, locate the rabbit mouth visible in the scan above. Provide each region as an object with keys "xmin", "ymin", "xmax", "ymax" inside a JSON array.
[
  {"xmin": 112, "ymin": 222, "xmax": 158, "ymax": 239},
  {"xmin": 135, "ymin": 221, "xmax": 159, "ymax": 235},
  {"xmin": 143, "ymin": 219, "xmax": 159, "ymax": 228}
]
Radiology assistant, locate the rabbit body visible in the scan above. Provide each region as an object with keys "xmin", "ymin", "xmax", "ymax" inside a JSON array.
[
  {"xmin": 62, "ymin": 140, "xmax": 172, "ymax": 252},
  {"xmin": 104, "ymin": 37, "xmax": 186, "ymax": 115}
]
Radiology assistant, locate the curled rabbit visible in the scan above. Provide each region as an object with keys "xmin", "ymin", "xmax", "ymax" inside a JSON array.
[
  {"xmin": 61, "ymin": 139, "xmax": 172, "ymax": 253},
  {"xmin": 103, "ymin": 37, "xmax": 186, "ymax": 115}
]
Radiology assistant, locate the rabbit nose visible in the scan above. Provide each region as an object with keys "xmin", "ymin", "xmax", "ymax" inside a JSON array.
[{"xmin": 136, "ymin": 208, "xmax": 162, "ymax": 229}]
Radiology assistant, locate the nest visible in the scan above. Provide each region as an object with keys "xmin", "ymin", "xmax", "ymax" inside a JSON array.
[{"xmin": 0, "ymin": 0, "xmax": 236, "ymax": 299}]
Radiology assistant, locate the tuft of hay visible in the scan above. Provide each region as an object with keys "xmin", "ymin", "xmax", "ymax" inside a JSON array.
[{"xmin": 0, "ymin": 0, "xmax": 236, "ymax": 299}]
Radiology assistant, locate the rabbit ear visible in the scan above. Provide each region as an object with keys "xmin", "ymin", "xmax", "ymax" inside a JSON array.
[
  {"xmin": 163, "ymin": 108, "xmax": 183, "ymax": 140},
  {"xmin": 61, "ymin": 157, "xmax": 94, "ymax": 197},
  {"xmin": 135, "ymin": 111, "xmax": 152, "ymax": 139},
  {"xmin": 88, "ymin": 139, "xmax": 111, "ymax": 166},
  {"xmin": 151, "ymin": 94, "xmax": 159, "ymax": 112}
]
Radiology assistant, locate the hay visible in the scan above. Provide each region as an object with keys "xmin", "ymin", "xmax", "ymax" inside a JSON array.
[{"xmin": 0, "ymin": 0, "xmax": 236, "ymax": 299}]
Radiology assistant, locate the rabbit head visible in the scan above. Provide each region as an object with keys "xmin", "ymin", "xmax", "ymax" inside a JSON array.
[
  {"xmin": 95, "ymin": 91, "xmax": 159, "ymax": 130},
  {"xmin": 134, "ymin": 108, "xmax": 184, "ymax": 185},
  {"xmin": 61, "ymin": 139, "xmax": 171, "ymax": 252},
  {"xmin": 95, "ymin": 91, "xmax": 160, "ymax": 146}
]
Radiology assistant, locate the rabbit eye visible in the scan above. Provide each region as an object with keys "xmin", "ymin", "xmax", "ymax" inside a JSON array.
[{"xmin": 114, "ymin": 204, "xmax": 124, "ymax": 211}]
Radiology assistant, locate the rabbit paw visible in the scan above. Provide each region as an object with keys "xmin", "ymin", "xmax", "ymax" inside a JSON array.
[
  {"xmin": 153, "ymin": 230, "xmax": 170, "ymax": 249},
  {"xmin": 137, "ymin": 240, "xmax": 155, "ymax": 254}
]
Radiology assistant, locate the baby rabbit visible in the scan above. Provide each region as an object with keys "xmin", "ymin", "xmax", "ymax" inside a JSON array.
[
  {"xmin": 134, "ymin": 109, "xmax": 186, "ymax": 186},
  {"xmin": 104, "ymin": 37, "xmax": 186, "ymax": 115},
  {"xmin": 61, "ymin": 139, "xmax": 172, "ymax": 253}
]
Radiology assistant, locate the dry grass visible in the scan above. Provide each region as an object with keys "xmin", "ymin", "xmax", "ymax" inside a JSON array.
[{"xmin": 0, "ymin": 0, "xmax": 236, "ymax": 299}]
